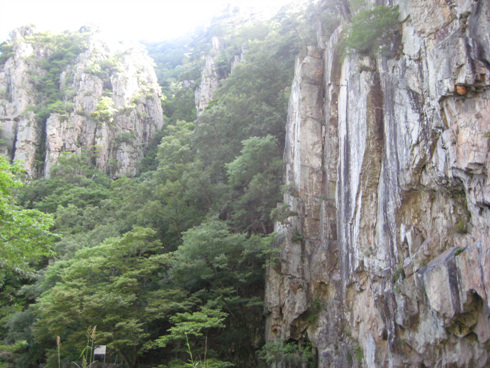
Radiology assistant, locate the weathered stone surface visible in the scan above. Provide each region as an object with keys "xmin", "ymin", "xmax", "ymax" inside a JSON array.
[
  {"xmin": 0, "ymin": 28, "xmax": 164, "ymax": 178},
  {"xmin": 195, "ymin": 37, "xmax": 223, "ymax": 115},
  {"xmin": 266, "ymin": 0, "xmax": 490, "ymax": 366}
]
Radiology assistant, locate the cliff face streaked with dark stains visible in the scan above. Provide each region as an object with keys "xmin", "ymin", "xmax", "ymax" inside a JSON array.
[{"xmin": 265, "ymin": 0, "xmax": 490, "ymax": 366}]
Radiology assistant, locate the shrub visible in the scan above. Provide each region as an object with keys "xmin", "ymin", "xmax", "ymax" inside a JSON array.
[
  {"xmin": 292, "ymin": 230, "xmax": 304, "ymax": 243},
  {"xmin": 259, "ymin": 340, "xmax": 315, "ymax": 367},
  {"xmin": 354, "ymin": 345, "xmax": 363, "ymax": 364},
  {"xmin": 0, "ymin": 42, "xmax": 14, "ymax": 67},
  {"xmin": 91, "ymin": 96, "xmax": 116, "ymax": 125},
  {"xmin": 271, "ymin": 203, "xmax": 296, "ymax": 223},
  {"xmin": 391, "ymin": 266, "xmax": 405, "ymax": 284},
  {"xmin": 341, "ymin": 5, "xmax": 399, "ymax": 57},
  {"xmin": 455, "ymin": 247, "xmax": 464, "ymax": 256},
  {"xmin": 455, "ymin": 220, "xmax": 469, "ymax": 234}
]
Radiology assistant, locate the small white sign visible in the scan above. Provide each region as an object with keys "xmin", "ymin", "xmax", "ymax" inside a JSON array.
[{"xmin": 94, "ymin": 345, "xmax": 106, "ymax": 355}]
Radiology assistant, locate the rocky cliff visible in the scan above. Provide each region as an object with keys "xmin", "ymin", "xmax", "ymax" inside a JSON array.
[
  {"xmin": 265, "ymin": 0, "xmax": 490, "ymax": 367},
  {"xmin": 0, "ymin": 26, "xmax": 164, "ymax": 178},
  {"xmin": 194, "ymin": 37, "xmax": 223, "ymax": 115}
]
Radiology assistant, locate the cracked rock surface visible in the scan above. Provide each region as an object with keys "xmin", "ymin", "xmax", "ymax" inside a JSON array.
[
  {"xmin": 0, "ymin": 27, "xmax": 164, "ymax": 178},
  {"xmin": 265, "ymin": 1, "xmax": 490, "ymax": 366}
]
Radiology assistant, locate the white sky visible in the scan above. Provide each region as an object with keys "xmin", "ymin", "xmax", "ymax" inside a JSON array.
[{"xmin": 0, "ymin": 0, "xmax": 296, "ymax": 43}]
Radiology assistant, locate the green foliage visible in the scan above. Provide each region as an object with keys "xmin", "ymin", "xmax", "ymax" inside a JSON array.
[
  {"xmin": 85, "ymin": 55, "xmax": 122, "ymax": 81},
  {"xmin": 455, "ymin": 220, "xmax": 469, "ymax": 234},
  {"xmin": 0, "ymin": 42, "xmax": 14, "ymax": 67},
  {"xmin": 155, "ymin": 121, "xmax": 209, "ymax": 240},
  {"xmin": 34, "ymin": 101, "xmax": 73, "ymax": 123},
  {"xmin": 391, "ymin": 266, "xmax": 405, "ymax": 284},
  {"xmin": 341, "ymin": 5, "xmax": 400, "ymax": 57},
  {"xmin": 155, "ymin": 307, "xmax": 227, "ymax": 347},
  {"xmin": 114, "ymin": 131, "xmax": 135, "ymax": 146},
  {"xmin": 32, "ymin": 227, "xmax": 170, "ymax": 368},
  {"xmin": 270, "ymin": 1, "xmax": 321, "ymax": 59},
  {"xmin": 225, "ymin": 136, "xmax": 283, "ymax": 232},
  {"xmin": 170, "ymin": 221, "xmax": 268, "ymax": 365},
  {"xmin": 258, "ymin": 339, "xmax": 315, "ymax": 367},
  {"xmin": 226, "ymin": 136, "xmax": 280, "ymax": 188},
  {"xmin": 1, "ymin": 4, "xmax": 322, "ymax": 367},
  {"xmin": 162, "ymin": 85, "xmax": 197, "ymax": 124},
  {"xmin": 27, "ymin": 30, "xmax": 90, "ymax": 123},
  {"xmin": 17, "ymin": 152, "xmax": 111, "ymax": 216},
  {"xmin": 0, "ymin": 339, "xmax": 28, "ymax": 367},
  {"xmin": 197, "ymin": 38, "xmax": 289, "ymax": 150},
  {"xmin": 91, "ymin": 96, "xmax": 116, "ymax": 125},
  {"xmin": 305, "ymin": 298, "xmax": 323, "ymax": 323},
  {"xmin": 271, "ymin": 203, "xmax": 296, "ymax": 223},
  {"xmin": 261, "ymin": 237, "xmax": 282, "ymax": 269},
  {"xmin": 292, "ymin": 231, "xmax": 304, "ymax": 243},
  {"xmin": 354, "ymin": 345, "xmax": 363, "ymax": 364},
  {"xmin": 0, "ymin": 127, "xmax": 7, "ymax": 151},
  {"xmin": 172, "ymin": 220, "xmax": 266, "ymax": 291},
  {"xmin": 191, "ymin": 31, "xmax": 292, "ymax": 233},
  {"xmin": 0, "ymin": 157, "xmax": 56, "ymax": 277},
  {"xmin": 137, "ymin": 129, "xmax": 167, "ymax": 173}
]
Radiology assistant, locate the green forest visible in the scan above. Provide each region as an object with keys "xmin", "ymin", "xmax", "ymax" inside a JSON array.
[{"xmin": 0, "ymin": 1, "xmax": 397, "ymax": 367}]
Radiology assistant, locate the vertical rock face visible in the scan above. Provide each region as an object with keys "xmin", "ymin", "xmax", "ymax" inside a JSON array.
[
  {"xmin": 195, "ymin": 37, "xmax": 223, "ymax": 115},
  {"xmin": 0, "ymin": 27, "xmax": 164, "ymax": 178},
  {"xmin": 266, "ymin": 0, "xmax": 490, "ymax": 366}
]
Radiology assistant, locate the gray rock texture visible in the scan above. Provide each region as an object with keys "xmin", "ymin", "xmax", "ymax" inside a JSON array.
[
  {"xmin": 265, "ymin": 0, "xmax": 490, "ymax": 366},
  {"xmin": 0, "ymin": 27, "xmax": 164, "ymax": 178},
  {"xmin": 195, "ymin": 37, "xmax": 223, "ymax": 115}
]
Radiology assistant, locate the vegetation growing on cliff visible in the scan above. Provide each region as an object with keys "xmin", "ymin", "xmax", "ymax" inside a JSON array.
[
  {"xmin": 340, "ymin": 4, "xmax": 400, "ymax": 57},
  {"xmin": 0, "ymin": 0, "xmax": 391, "ymax": 366},
  {"xmin": 28, "ymin": 30, "xmax": 91, "ymax": 124},
  {"xmin": 0, "ymin": 3, "xmax": 326, "ymax": 367}
]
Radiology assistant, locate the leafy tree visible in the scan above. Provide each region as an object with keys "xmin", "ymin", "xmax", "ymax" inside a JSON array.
[
  {"xmin": 226, "ymin": 135, "xmax": 283, "ymax": 233},
  {"xmin": 190, "ymin": 34, "xmax": 292, "ymax": 232},
  {"xmin": 0, "ymin": 157, "xmax": 55, "ymax": 277},
  {"xmin": 32, "ymin": 227, "xmax": 172, "ymax": 368},
  {"xmin": 170, "ymin": 221, "xmax": 270, "ymax": 366},
  {"xmin": 1, "ymin": 3, "xmax": 324, "ymax": 367},
  {"xmin": 0, "ymin": 157, "xmax": 56, "ymax": 367},
  {"xmin": 161, "ymin": 84, "xmax": 197, "ymax": 124},
  {"xmin": 196, "ymin": 37, "xmax": 290, "ymax": 168},
  {"xmin": 155, "ymin": 306, "xmax": 232, "ymax": 368},
  {"xmin": 17, "ymin": 151, "xmax": 111, "ymax": 215},
  {"xmin": 91, "ymin": 96, "xmax": 116, "ymax": 125},
  {"xmin": 341, "ymin": 4, "xmax": 400, "ymax": 57},
  {"xmin": 258, "ymin": 339, "xmax": 316, "ymax": 367},
  {"xmin": 155, "ymin": 121, "xmax": 213, "ymax": 241}
]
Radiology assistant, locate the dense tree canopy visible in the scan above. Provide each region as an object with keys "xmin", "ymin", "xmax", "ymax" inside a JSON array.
[
  {"xmin": 0, "ymin": 157, "xmax": 55, "ymax": 278},
  {"xmin": 0, "ymin": 1, "xmax": 342, "ymax": 367}
]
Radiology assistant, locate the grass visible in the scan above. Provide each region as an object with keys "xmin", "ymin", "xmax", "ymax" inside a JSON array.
[
  {"xmin": 354, "ymin": 345, "xmax": 363, "ymax": 364},
  {"xmin": 455, "ymin": 221, "xmax": 469, "ymax": 234},
  {"xmin": 455, "ymin": 247, "xmax": 464, "ymax": 256},
  {"xmin": 391, "ymin": 266, "xmax": 405, "ymax": 284}
]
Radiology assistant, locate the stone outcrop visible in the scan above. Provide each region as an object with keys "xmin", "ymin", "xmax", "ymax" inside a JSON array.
[
  {"xmin": 0, "ymin": 26, "xmax": 164, "ymax": 178},
  {"xmin": 194, "ymin": 37, "xmax": 244, "ymax": 116},
  {"xmin": 265, "ymin": 0, "xmax": 490, "ymax": 367},
  {"xmin": 195, "ymin": 37, "xmax": 223, "ymax": 115}
]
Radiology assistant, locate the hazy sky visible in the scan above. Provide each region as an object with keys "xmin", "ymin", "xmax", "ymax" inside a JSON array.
[{"xmin": 0, "ymin": 0, "xmax": 295, "ymax": 43}]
